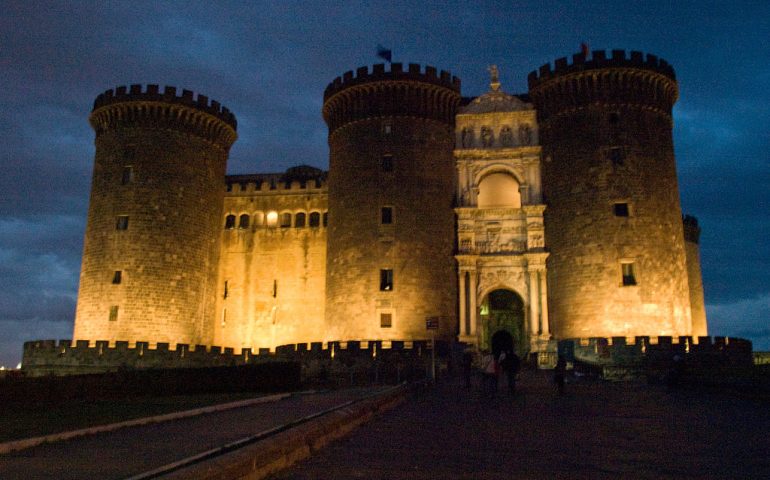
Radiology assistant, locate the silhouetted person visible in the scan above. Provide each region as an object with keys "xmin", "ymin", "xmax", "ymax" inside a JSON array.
[
  {"xmin": 501, "ymin": 349, "xmax": 520, "ymax": 394},
  {"xmin": 554, "ymin": 355, "xmax": 567, "ymax": 394},
  {"xmin": 480, "ymin": 350, "xmax": 497, "ymax": 398},
  {"xmin": 461, "ymin": 349, "xmax": 473, "ymax": 388}
]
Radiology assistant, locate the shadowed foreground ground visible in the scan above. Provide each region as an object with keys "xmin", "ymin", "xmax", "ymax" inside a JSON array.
[{"xmin": 271, "ymin": 370, "xmax": 770, "ymax": 479}]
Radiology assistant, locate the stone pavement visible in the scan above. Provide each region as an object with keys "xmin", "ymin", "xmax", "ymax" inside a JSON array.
[
  {"xmin": 271, "ymin": 370, "xmax": 770, "ymax": 479},
  {"xmin": 0, "ymin": 387, "xmax": 387, "ymax": 480}
]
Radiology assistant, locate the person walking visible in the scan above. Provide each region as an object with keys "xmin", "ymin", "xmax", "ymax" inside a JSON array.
[
  {"xmin": 502, "ymin": 349, "xmax": 520, "ymax": 394},
  {"xmin": 554, "ymin": 354, "xmax": 567, "ymax": 395},
  {"xmin": 480, "ymin": 350, "xmax": 497, "ymax": 398}
]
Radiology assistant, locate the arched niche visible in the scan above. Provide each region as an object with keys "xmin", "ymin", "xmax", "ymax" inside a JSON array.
[{"xmin": 477, "ymin": 172, "xmax": 521, "ymax": 208}]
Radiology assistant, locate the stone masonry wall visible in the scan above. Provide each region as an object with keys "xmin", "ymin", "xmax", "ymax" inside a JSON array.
[{"xmin": 214, "ymin": 180, "xmax": 328, "ymax": 351}]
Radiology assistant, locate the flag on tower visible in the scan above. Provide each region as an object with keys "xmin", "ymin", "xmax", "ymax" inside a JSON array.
[{"xmin": 377, "ymin": 45, "xmax": 392, "ymax": 63}]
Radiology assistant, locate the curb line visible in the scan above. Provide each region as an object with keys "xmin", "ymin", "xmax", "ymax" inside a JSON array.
[{"xmin": 0, "ymin": 393, "xmax": 291, "ymax": 455}]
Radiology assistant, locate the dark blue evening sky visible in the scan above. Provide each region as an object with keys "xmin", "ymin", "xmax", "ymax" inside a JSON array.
[{"xmin": 0, "ymin": 1, "xmax": 767, "ymax": 366}]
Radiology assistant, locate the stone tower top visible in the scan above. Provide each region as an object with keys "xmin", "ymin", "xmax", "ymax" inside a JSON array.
[{"xmin": 90, "ymin": 84, "xmax": 237, "ymax": 149}]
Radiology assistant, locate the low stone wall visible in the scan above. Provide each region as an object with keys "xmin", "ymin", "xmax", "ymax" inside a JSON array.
[{"xmin": 21, "ymin": 339, "xmax": 448, "ymax": 384}]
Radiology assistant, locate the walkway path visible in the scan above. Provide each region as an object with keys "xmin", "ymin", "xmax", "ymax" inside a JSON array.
[
  {"xmin": 271, "ymin": 371, "xmax": 770, "ymax": 479},
  {"xmin": 0, "ymin": 387, "xmax": 386, "ymax": 480}
]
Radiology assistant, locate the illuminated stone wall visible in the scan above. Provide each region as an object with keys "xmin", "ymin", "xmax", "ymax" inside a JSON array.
[
  {"xmin": 323, "ymin": 64, "xmax": 461, "ymax": 341},
  {"xmin": 213, "ymin": 171, "xmax": 328, "ymax": 351},
  {"xmin": 74, "ymin": 85, "xmax": 236, "ymax": 346},
  {"xmin": 529, "ymin": 51, "xmax": 693, "ymax": 338},
  {"xmin": 684, "ymin": 216, "xmax": 707, "ymax": 336}
]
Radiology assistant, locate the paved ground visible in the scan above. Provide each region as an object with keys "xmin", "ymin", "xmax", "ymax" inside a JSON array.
[
  {"xmin": 0, "ymin": 387, "xmax": 386, "ymax": 480},
  {"xmin": 271, "ymin": 371, "xmax": 770, "ymax": 479}
]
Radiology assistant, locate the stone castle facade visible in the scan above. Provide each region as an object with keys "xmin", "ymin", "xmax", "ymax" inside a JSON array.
[{"xmin": 70, "ymin": 49, "xmax": 708, "ymax": 361}]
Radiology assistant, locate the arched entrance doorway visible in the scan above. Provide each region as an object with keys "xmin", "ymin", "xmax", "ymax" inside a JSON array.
[{"xmin": 479, "ymin": 289, "xmax": 527, "ymax": 357}]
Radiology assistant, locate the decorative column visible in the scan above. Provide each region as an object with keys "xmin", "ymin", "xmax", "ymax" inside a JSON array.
[
  {"xmin": 469, "ymin": 270, "xmax": 478, "ymax": 336},
  {"xmin": 539, "ymin": 269, "xmax": 550, "ymax": 337},
  {"xmin": 458, "ymin": 270, "xmax": 467, "ymax": 336},
  {"xmin": 529, "ymin": 270, "xmax": 540, "ymax": 336}
]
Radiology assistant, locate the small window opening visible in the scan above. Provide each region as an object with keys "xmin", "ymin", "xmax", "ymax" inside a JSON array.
[
  {"xmin": 239, "ymin": 214, "xmax": 250, "ymax": 229},
  {"xmin": 309, "ymin": 212, "xmax": 321, "ymax": 227},
  {"xmin": 613, "ymin": 203, "xmax": 629, "ymax": 217},
  {"xmin": 380, "ymin": 313, "xmax": 392, "ymax": 328},
  {"xmin": 622, "ymin": 262, "xmax": 637, "ymax": 286},
  {"xmin": 383, "ymin": 123, "xmax": 392, "ymax": 135},
  {"xmin": 224, "ymin": 215, "xmax": 236, "ymax": 229},
  {"xmin": 112, "ymin": 271, "xmax": 122, "ymax": 284},
  {"xmin": 109, "ymin": 305, "xmax": 119, "ymax": 322},
  {"xmin": 295, "ymin": 212, "xmax": 306, "ymax": 227},
  {"xmin": 280, "ymin": 213, "xmax": 292, "ymax": 228},
  {"xmin": 116, "ymin": 215, "xmax": 129, "ymax": 230},
  {"xmin": 380, "ymin": 269, "xmax": 393, "ymax": 291},
  {"xmin": 381, "ymin": 206, "xmax": 393, "ymax": 224},
  {"xmin": 609, "ymin": 147, "xmax": 625, "ymax": 166},
  {"xmin": 223, "ymin": 280, "xmax": 229, "ymax": 299},
  {"xmin": 121, "ymin": 166, "xmax": 133, "ymax": 185},
  {"xmin": 381, "ymin": 154, "xmax": 393, "ymax": 172},
  {"xmin": 266, "ymin": 211, "xmax": 278, "ymax": 227}
]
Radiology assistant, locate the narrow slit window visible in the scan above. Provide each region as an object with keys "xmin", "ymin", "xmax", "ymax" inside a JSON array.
[
  {"xmin": 381, "ymin": 206, "xmax": 393, "ymax": 225},
  {"xmin": 380, "ymin": 313, "xmax": 392, "ymax": 328},
  {"xmin": 622, "ymin": 262, "xmax": 637, "ymax": 286},
  {"xmin": 380, "ymin": 269, "xmax": 393, "ymax": 291},
  {"xmin": 381, "ymin": 154, "xmax": 393, "ymax": 172},
  {"xmin": 109, "ymin": 305, "xmax": 119, "ymax": 322},
  {"xmin": 112, "ymin": 271, "xmax": 122, "ymax": 284},
  {"xmin": 121, "ymin": 166, "xmax": 133, "ymax": 185}
]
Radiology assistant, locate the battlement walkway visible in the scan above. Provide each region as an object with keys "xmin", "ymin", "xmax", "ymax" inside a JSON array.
[{"xmin": 272, "ymin": 370, "xmax": 770, "ymax": 479}]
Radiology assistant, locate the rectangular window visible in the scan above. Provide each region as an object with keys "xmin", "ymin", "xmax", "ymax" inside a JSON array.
[
  {"xmin": 116, "ymin": 215, "xmax": 129, "ymax": 230},
  {"xmin": 223, "ymin": 280, "xmax": 229, "ymax": 299},
  {"xmin": 380, "ymin": 313, "xmax": 392, "ymax": 328},
  {"xmin": 621, "ymin": 262, "xmax": 637, "ymax": 286},
  {"xmin": 381, "ymin": 206, "xmax": 393, "ymax": 224},
  {"xmin": 380, "ymin": 269, "xmax": 393, "ymax": 291},
  {"xmin": 381, "ymin": 154, "xmax": 393, "ymax": 172},
  {"xmin": 613, "ymin": 203, "xmax": 629, "ymax": 217},
  {"xmin": 609, "ymin": 147, "xmax": 624, "ymax": 166},
  {"xmin": 109, "ymin": 305, "xmax": 119, "ymax": 322},
  {"xmin": 121, "ymin": 166, "xmax": 133, "ymax": 185},
  {"xmin": 112, "ymin": 271, "xmax": 122, "ymax": 284}
]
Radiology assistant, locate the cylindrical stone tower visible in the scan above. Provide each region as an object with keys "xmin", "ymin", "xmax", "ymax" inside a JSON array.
[
  {"xmin": 683, "ymin": 215, "xmax": 707, "ymax": 336},
  {"xmin": 73, "ymin": 84, "xmax": 237, "ymax": 345},
  {"xmin": 323, "ymin": 63, "xmax": 461, "ymax": 340},
  {"xmin": 528, "ymin": 50, "xmax": 692, "ymax": 338}
]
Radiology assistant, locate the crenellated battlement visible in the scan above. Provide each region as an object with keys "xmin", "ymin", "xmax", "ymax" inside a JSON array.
[
  {"xmin": 21, "ymin": 339, "xmax": 440, "ymax": 376},
  {"xmin": 225, "ymin": 168, "xmax": 329, "ymax": 194},
  {"xmin": 89, "ymin": 84, "xmax": 237, "ymax": 149},
  {"xmin": 560, "ymin": 335, "xmax": 753, "ymax": 368},
  {"xmin": 324, "ymin": 63, "xmax": 461, "ymax": 100},
  {"xmin": 682, "ymin": 214, "xmax": 701, "ymax": 243},
  {"xmin": 527, "ymin": 50, "xmax": 678, "ymax": 122},
  {"xmin": 323, "ymin": 63, "xmax": 462, "ymax": 134},
  {"xmin": 528, "ymin": 49, "xmax": 675, "ymax": 88}
]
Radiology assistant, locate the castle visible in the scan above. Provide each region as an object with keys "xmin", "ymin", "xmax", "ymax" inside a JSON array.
[{"xmin": 48, "ymin": 49, "xmax": 712, "ymax": 367}]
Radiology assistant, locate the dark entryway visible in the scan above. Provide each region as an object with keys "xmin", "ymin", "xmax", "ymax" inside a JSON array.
[{"xmin": 480, "ymin": 288, "xmax": 527, "ymax": 357}]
